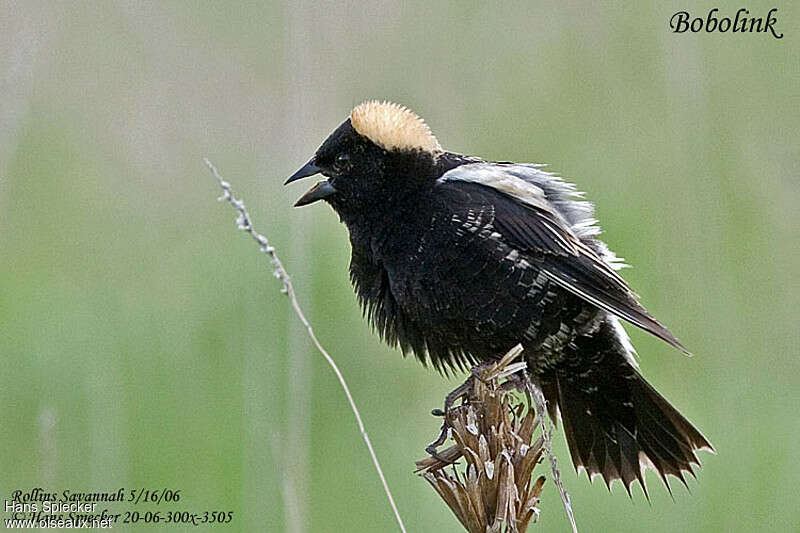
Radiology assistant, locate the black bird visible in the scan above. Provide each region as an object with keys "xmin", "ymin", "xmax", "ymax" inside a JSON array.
[{"xmin": 286, "ymin": 100, "xmax": 712, "ymax": 493}]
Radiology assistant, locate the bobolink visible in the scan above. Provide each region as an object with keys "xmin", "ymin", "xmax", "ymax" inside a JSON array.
[{"xmin": 286, "ymin": 100, "xmax": 712, "ymax": 492}]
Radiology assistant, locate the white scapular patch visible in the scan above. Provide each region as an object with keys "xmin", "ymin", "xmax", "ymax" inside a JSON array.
[
  {"xmin": 439, "ymin": 164, "xmax": 554, "ymax": 213},
  {"xmin": 350, "ymin": 100, "xmax": 442, "ymax": 153}
]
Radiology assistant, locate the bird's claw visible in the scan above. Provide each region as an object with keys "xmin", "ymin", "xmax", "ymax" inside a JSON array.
[
  {"xmin": 426, "ymin": 362, "xmax": 497, "ymax": 460},
  {"xmin": 425, "ymin": 444, "xmax": 455, "ymax": 464},
  {"xmin": 426, "ymin": 424, "xmax": 457, "ymax": 464}
]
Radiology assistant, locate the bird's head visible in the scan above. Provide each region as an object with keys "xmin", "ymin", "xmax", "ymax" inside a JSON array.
[{"xmin": 285, "ymin": 101, "xmax": 443, "ymax": 220}]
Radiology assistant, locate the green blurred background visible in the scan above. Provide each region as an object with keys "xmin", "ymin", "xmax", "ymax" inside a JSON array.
[{"xmin": 1, "ymin": 1, "xmax": 798, "ymax": 531}]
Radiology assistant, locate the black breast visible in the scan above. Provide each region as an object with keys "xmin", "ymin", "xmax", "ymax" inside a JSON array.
[{"xmin": 348, "ymin": 187, "xmax": 593, "ymax": 373}]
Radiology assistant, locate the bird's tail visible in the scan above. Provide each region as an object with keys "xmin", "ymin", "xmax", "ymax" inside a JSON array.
[{"xmin": 539, "ymin": 319, "xmax": 713, "ymax": 495}]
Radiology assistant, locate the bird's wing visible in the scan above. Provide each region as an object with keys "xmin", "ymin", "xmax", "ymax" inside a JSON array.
[{"xmin": 437, "ymin": 163, "xmax": 688, "ymax": 353}]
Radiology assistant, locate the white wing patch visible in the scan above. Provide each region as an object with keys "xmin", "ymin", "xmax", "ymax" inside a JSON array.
[{"xmin": 439, "ymin": 163, "xmax": 553, "ymax": 213}]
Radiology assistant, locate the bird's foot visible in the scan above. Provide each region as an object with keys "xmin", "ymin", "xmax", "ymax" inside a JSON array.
[
  {"xmin": 426, "ymin": 361, "xmax": 498, "ymax": 460},
  {"xmin": 430, "ymin": 360, "xmax": 497, "ymax": 419},
  {"xmin": 425, "ymin": 424, "xmax": 456, "ymax": 464},
  {"xmin": 437, "ymin": 376, "xmax": 475, "ymax": 417},
  {"xmin": 426, "ymin": 374, "xmax": 476, "ymax": 460}
]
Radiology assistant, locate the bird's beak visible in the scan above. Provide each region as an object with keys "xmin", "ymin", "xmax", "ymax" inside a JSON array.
[
  {"xmin": 285, "ymin": 157, "xmax": 321, "ymax": 184},
  {"xmin": 293, "ymin": 180, "xmax": 336, "ymax": 207},
  {"xmin": 285, "ymin": 157, "xmax": 337, "ymax": 207}
]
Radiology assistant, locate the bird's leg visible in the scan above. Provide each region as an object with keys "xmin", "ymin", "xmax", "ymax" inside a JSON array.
[
  {"xmin": 430, "ymin": 377, "xmax": 475, "ymax": 417},
  {"xmin": 426, "ymin": 360, "xmax": 497, "ymax": 460},
  {"xmin": 470, "ymin": 363, "xmax": 490, "ymax": 384},
  {"xmin": 499, "ymin": 368, "xmax": 531, "ymax": 394},
  {"xmin": 426, "ymin": 377, "xmax": 474, "ymax": 461},
  {"xmin": 425, "ymin": 426, "xmax": 451, "ymax": 461}
]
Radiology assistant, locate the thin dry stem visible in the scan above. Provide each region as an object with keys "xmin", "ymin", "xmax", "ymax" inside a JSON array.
[
  {"xmin": 204, "ymin": 159, "xmax": 407, "ymax": 533},
  {"xmin": 530, "ymin": 384, "xmax": 578, "ymax": 533}
]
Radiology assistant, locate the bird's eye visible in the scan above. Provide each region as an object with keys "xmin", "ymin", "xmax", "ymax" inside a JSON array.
[{"xmin": 334, "ymin": 153, "xmax": 351, "ymax": 170}]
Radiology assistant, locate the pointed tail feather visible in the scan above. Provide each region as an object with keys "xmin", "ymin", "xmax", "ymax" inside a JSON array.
[{"xmin": 540, "ymin": 320, "xmax": 712, "ymax": 494}]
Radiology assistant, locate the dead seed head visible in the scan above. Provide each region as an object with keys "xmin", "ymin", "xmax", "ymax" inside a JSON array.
[{"xmin": 416, "ymin": 346, "xmax": 546, "ymax": 533}]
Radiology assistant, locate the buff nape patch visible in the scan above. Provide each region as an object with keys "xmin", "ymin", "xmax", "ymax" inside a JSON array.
[{"xmin": 350, "ymin": 100, "xmax": 442, "ymax": 153}]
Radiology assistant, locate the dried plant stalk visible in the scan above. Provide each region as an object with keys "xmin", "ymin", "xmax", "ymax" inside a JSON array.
[
  {"xmin": 416, "ymin": 346, "xmax": 546, "ymax": 533},
  {"xmin": 204, "ymin": 159, "xmax": 406, "ymax": 532}
]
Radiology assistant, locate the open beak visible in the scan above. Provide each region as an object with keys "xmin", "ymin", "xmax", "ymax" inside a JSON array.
[{"xmin": 285, "ymin": 157, "xmax": 336, "ymax": 207}]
